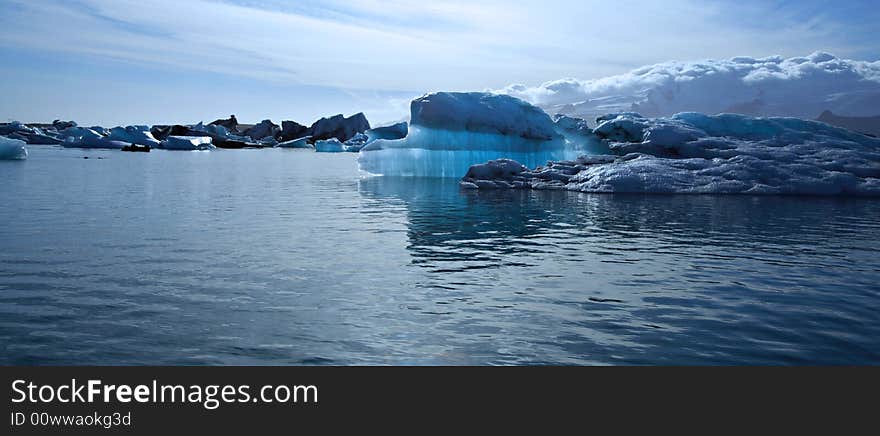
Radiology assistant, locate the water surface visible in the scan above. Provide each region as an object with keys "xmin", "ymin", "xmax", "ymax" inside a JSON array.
[{"xmin": 1, "ymin": 146, "xmax": 879, "ymax": 364}]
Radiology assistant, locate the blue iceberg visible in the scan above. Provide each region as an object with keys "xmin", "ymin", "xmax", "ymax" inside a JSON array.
[
  {"xmin": 358, "ymin": 92, "xmax": 593, "ymax": 178},
  {"xmin": 277, "ymin": 136, "xmax": 313, "ymax": 149},
  {"xmin": 315, "ymin": 138, "xmax": 345, "ymax": 153},
  {"xmin": 0, "ymin": 137, "xmax": 27, "ymax": 160}
]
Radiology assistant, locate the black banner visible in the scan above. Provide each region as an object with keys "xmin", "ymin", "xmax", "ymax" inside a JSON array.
[{"xmin": 2, "ymin": 367, "xmax": 877, "ymax": 434}]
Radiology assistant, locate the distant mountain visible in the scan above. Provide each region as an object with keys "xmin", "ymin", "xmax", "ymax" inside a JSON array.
[
  {"xmin": 498, "ymin": 52, "xmax": 880, "ymax": 122},
  {"xmin": 817, "ymin": 111, "xmax": 880, "ymax": 137}
]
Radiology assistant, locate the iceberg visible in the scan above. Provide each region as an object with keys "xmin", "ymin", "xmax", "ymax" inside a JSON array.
[
  {"xmin": 310, "ymin": 113, "xmax": 370, "ymax": 142},
  {"xmin": 159, "ymin": 136, "xmax": 215, "ymax": 150},
  {"xmin": 315, "ymin": 138, "xmax": 345, "ymax": 153},
  {"xmin": 52, "ymin": 120, "xmax": 77, "ymax": 130},
  {"xmin": 189, "ymin": 122, "xmax": 262, "ymax": 148},
  {"xmin": 461, "ymin": 112, "xmax": 880, "ymax": 196},
  {"xmin": 365, "ymin": 122, "xmax": 408, "ymax": 142},
  {"xmin": 244, "ymin": 119, "xmax": 280, "ymax": 141},
  {"xmin": 0, "ymin": 137, "xmax": 27, "ymax": 160},
  {"xmin": 60, "ymin": 126, "xmax": 128, "ymax": 149},
  {"xmin": 0, "ymin": 121, "xmax": 35, "ymax": 136},
  {"xmin": 208, "ymin": 115, "xmax": 239, "ymax": 131},
  {"xmin": 358, "ymin": 92, "xmax": 590, "ymax": 178},
  {"xmin": 258, "ymin": 136, "xmax": 278, "ymax": 147},
  {"xmin": 150, "ymin": 125, "xmax": 190, "ymax": 141},
  {"xmin": 0, "ymin": 122, "xmax": 62, "ymax": 145},
  {"xmin": 553, "ymin": 114, "xmax": 610, "ymax": 154},
  {"xmin": 279, "ymin": 120, "xmax": 309, "ymax": 142},
  {"xmin": 277, "ymin": 136, "xmax": 313, "ymax": 148},
  {"xmin": 107, "ymin": 125, "xmax": 160, "ymax": 147},
  {"xmin": 343, "ymin": 132, "xmax": 369, "ymax": 152}
]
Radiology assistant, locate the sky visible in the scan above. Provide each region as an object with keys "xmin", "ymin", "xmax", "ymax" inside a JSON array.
[{"xmin": 0, "ymin": 0, "xmax": 878, "ymax": 126}]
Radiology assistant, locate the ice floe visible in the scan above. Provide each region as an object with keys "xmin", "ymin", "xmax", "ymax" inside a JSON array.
[
  {"xmin": 107, "ymin": 125, "xmax": 160, "ymax": 147},
  {"xmin": 0, "ymin": 137, "xmax": 27, "ymax": 160},
  {"xmin": 358, "ymin": 92, "xmax": 590, "ymax": 177},
  {"xmin": 159, "ymin": 136, "xmax": 215, "ymax": 150},
  {"xmin": 310, "ymin": 113, "xmax": 371, "ymax": 142},
  {"xmin": 315, "ymin": 138, "xmax": 345, "ymax": 153},
  {"xmin": 461, "ymin": 112, "xmax": 880, "ymax": 196},
  {"xmin": 277, "ymin": 136, "xmax": 313, "ymax": 148}
]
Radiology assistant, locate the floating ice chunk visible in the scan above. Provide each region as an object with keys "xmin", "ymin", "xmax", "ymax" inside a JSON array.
[
  {"xmin": 21, "ymin": 131, "xmax": 63, "ymax": 145},
  {"xmin": 459, "ymin": 159, "xmax": 529, "ymax": 189},
  {"xmin": 410, "ymin": 92, "xmax": 559, "ymax": 140},
  {"xmin": 208, "ymin": 115, "xmax": 239, "ymax": 131},
  {"xmin": 343, "ymin": 132, "xmax": 369, "ymax": 152},
  {"xmin": 279, "ymin": 120, "xmax": 309, "ymax": 142},
  {"xmin": 63, "ymin": 136, "xmax": 129, "ymax": 149},
  {"xmin": 107, "ymin": 125, "xmax": 160, "ymax": 147},
  {"xmin": 52, "ymin": 120, "xmax": 77, "ymax": 130},
  {"xmin": 311, "ymin": 113, "xmax": 370, "ymax": 142},
  {"xmin": 0, "ymin": 122, "xmax": 62, "ymax": 144},
  {"xmin": 59, "ymin": 124, "xmax": 118, "ymax": 148},
  {"xmin": 315, "ymin": 138, "xmax": 345, "ymax": 153},
  {"xmin": 358, "ymin": 92, "xmax": 592, "ymax": 178},
  {"xmin": 365, "ymin": 122, "xmax": 408, "ymax": 142},
  {"xmin": 244, "ymin": 119, "xmax": 280, "ymax": 140},
  {"xmin": 0, "ymin": 121, "xmax": 35, "ymax": 135},
  {"xmin": 0, "ymin": 137, "xmax": 27, "ymax": 160},
  {"xmin": 277, "ymin": 136, "xmax": 313, "ymax": 148},
  {"xmin": 189, "ymin": 122, "xmax": 258, "ymax": 148},
  {"xmin": 553, "ymin": 114, "xmax": 610, "ymax": 154},
  {"xmin": 594, "ymin": 113, "xmax": 650, "ymax": 142},
  {"xmin": 258, "ymin": 136, "xmax": 278, "ymax": 147},
  {"xmin": 359, "ymin": 126, "xmax": 575, "ymax": 177},
  {"xmin": 60, "ymin": 126, "xmax": 103, "ymax": 140},
  {"xmin": 160, "ymin": 136, "xmax": 215, "ymax": 150},
  {"xmin": 462, "ymin": 112, "xmax": 880, "ymax": 196}
]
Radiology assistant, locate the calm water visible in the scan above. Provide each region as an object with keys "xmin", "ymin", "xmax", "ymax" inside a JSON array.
[{"xmin": 1, "ymin": 146, "xmax": 879, "ymax": 365}]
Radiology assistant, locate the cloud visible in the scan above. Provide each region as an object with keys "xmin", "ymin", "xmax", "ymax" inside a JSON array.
[
  {"xmin": 1, "ymin": 0, "xmax": 879, "ymax": 124},
  {"xmin": 2, "ymin": 0, "xmax": 878, "ymax": 92},
  {"xmin": 497, "ymin": 52, "xmax": 880, "ymax": 119}
]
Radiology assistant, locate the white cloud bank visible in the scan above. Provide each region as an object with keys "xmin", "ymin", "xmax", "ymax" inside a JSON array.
[{"xmin": 498, "ymin": 52, "xmax": 880, "ymax": 121}]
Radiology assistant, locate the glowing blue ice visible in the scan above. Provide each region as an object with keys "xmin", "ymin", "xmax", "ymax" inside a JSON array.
[
  {"xmin": 358, "ymin": 92, "xmax": 593, "ymax": 178},
  {"xmin": 0, "ymin": 137, "xmax": 27, "ymax": 160}
]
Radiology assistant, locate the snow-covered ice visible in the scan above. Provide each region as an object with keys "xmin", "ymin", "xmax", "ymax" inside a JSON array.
[
  {"xmin": 58, "ymin": 126, "xmax": 126, "ymax": 148},
  {"xmin": 0, "ymin": 137, "xmax": 27, "ymax": 160},
  {"xmin": 358, "ymin": 92, "xmax": 592, "ymax": 177},
  {"xmin": 160, "ymin": 136, "xmax": 215, "ymax": 150},
  {"xmin": 461, "ymin": 112, "xmax": 880, "ymax": 196},
  {"xmin": 57, "ymin": 125, "xmax": 121, "ymax": 148},
  {"xmin": 0, "ymin": 122, "xmax": 62, "ymax": 145},
  {"xmin": 107, "ymin": 125, "xmax": 161, "ymax": 147}
]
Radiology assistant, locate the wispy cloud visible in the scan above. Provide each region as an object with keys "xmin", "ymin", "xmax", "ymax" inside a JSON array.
[
  {"xmin": 3, "ymin": 0, "xmax": 877, "ymax": 90},
  {"xmin": 0, "ymin": 0, "xmax": 877, "ymax": 124}
]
